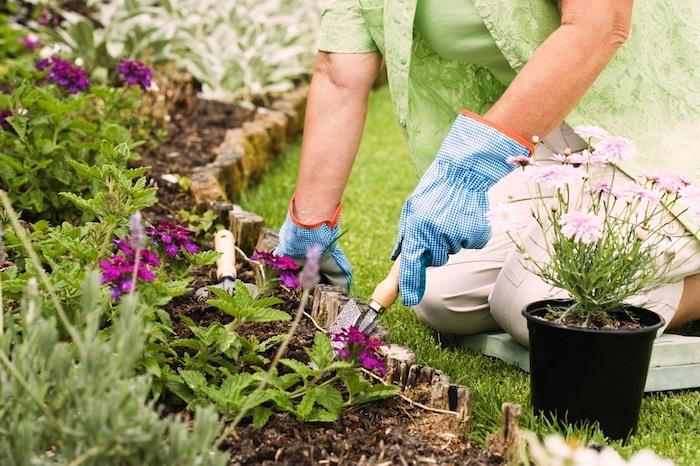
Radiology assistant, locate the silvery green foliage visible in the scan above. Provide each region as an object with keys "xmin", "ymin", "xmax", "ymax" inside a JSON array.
[
  {"xmin": 0, "ymin": 271, "xmax": 227, "ymax": 466},
  {"xmin": 81, "ymin": 0, "xmax": 320, "ymax": 102}
]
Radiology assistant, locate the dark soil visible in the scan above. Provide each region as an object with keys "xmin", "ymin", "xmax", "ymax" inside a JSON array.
[
  {"xmin": 137, "ymin": 84, "xmax": 256, "ymax": 224},
  {"xmin": 542, "ymin": 308, "xmax": 647, "ymax": 330}
]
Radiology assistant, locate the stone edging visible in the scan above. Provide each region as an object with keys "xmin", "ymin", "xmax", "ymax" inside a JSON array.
[{"xmin": 190, "ymin": 85, "xmax": 309, "ymax": 206}]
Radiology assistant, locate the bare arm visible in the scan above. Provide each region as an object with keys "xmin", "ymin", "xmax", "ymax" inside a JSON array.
[
  {"xmin": 485, "ymin": 0, "xmax": 633, "ymax": 140},
  {"xmin": 292, "ymin": 52, "xmax": 382, "ymax": 224}
]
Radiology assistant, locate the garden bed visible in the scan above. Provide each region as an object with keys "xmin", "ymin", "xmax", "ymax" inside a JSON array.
[{"xmin": 165, "ymin": 263, "xmax": 504, "ymax": 466}]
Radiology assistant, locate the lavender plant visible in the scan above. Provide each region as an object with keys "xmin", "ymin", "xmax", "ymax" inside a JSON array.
[{"xmin": 488, "ymin": 127, "xmax": 700, "ymax": 326}]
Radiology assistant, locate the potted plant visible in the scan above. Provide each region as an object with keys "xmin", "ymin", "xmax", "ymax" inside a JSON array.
[{"xmin": 489, "ymin": 127, "xmax": 700, "ymax": 440}]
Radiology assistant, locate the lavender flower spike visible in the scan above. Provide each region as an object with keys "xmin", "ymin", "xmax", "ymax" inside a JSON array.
[
  {"xmin": 129, "ymin": 212, "xmax": 145, "ymax": 250},
  {"xmin": 299, "ymin": 245, "xmax": 321, "ymax": 289}
]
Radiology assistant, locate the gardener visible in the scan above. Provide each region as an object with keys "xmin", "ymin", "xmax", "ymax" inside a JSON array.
[{"xmin": 276, "ymin": 0, "xmax": 700, "ymax": 345}]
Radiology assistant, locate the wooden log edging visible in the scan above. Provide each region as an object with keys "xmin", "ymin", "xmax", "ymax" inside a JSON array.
[{"xmin": 191, "ymin": 85, "xmax": 309, "ymax": 206}]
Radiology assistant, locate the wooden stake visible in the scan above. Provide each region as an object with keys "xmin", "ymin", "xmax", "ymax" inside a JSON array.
[
  {"xmin": 486, "ymin": 403, "xmax": 522, "ymax": 458},
  {"xmin": 228, "ymin": 206, "xmax": 263, "ymax": 256}
]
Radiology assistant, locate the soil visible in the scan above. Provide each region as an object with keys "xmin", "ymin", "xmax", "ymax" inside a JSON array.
[
  {"xmin": 165, "ymin": 261, "xmax": 503, "ymax": 466},
  {"xmin": 137, "ymin": 83, "xmax": 256, "ymax": 224}
]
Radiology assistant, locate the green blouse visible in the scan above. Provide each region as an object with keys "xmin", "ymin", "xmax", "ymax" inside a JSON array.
[
  {"xmin": 414, "ymin": 0, "xmax": 515, "ymax": 86},
  {"xmin": 318, "ymin": 0, "xmax": 700, "ymax": 234}
]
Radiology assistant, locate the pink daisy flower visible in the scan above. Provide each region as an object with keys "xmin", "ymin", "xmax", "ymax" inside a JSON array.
[
  {"xmin": 574, "ymin": 125, "xmax": 609, "ymax": 141},
  {"xmin": 618, "ymin": 184, "xmax": 661, "ymax": 205},
  {"xmin": 506, "ymin": 155, "xmax": 534, "ymax": 168},
  {"xmin": 593, "ymin": 136, "xmax": 636, "ymax": 163},
  {"xmin": 526, "ymin": 164, "xmax": 582, "ymax": 189},
  {"xmin": 559, "ymin": 212, "xmax": 603, "ymax": 244}
]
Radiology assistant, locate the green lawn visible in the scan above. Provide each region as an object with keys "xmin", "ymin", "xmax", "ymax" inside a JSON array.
[{"xmin": 240, "ymin": 87, "xmax": 700, "ymax": 465}]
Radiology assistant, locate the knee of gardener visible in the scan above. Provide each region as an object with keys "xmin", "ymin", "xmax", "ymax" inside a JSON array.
[{"xmin": 413, "ymin": 287, "xmax": 499, "ymax": 336}]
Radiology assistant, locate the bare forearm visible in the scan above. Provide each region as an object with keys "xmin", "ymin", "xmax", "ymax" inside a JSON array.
[
  {"xmin": 485, "ymin": 0, "xmax": 632, "ymax": 140},
  {"xmin": 294, "ymin": 52, "xmax": 381, "ymax": 224}
]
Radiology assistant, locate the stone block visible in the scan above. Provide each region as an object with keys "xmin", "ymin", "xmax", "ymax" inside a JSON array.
[{"xmin": 190, "ymin": 166, "xmax": 226, "ymax": 206}]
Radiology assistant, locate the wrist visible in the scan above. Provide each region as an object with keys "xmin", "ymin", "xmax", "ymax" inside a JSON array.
[
  {"xmin": 460, "ymin": 110, "xmax": 534, "ymax": 154},
  {"xmin": 289, "ymin": 196, "xmax": 342, "ymax": 229}
]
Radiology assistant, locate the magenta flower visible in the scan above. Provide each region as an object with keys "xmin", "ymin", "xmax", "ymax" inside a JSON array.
[
  {"xmin": 251, "ymin": 249, "xmax": 300, "ymax": 289},
  {"xmin": 331, "ymin": 326, "xmax": 386, "ymax": 375},
  {"xmin": 100, "ymin": 237, "xmax": 161, "ymax": 301},
  {"xmin": 146, "ymin": 222, "xmax": 199, "ymax": 259},
  {"xmin": 20, "ymin": 35, "xmax": 40, "ymax": 50},
  {"xmin": 593, "ymin": 136, "xmax": 636, "ymax": 163},
  {"xmin": 559, "ymin": 212, "xmax": 603, "ymax": 244},
  {"xmin": 37, "ymin": 58, "xmax": 90, "ymax": 94},
  {"xmin": 116, "ymin": 59, "xmax": 153, "ymax": 91},
  {"xmin": 0, "ymin": 109, "xmax": 13, "ymax": 131},
  {"xmin": 38, "ymin": 9, "xmax": 61, "ymax": 27}
]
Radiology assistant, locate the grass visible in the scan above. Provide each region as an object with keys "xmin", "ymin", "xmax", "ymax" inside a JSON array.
[{"xmin": 240, "ymin": 87, "xmax": 700, "ymax": 465}]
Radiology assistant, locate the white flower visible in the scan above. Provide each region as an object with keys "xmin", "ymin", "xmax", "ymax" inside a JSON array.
[
  {"xmin": 575, "ymin": 125, "xmax": 610, "ymax": 141},
  {"xmin": 568, "ymin": 149, "xmax": 608, "ymax": 166},
  {"xmin": 628, "ymin": 450, "xmax": 675, "ymax": 466},
  {"xmin": 593, "ymin": 136, "xmax": 636, "ymax": 163},
  {"xmin": 486, "ymin": 203, "xmax": 526, "ymax": 232},
  {"xmin": 560, "ymin": 212, "xmax": 604, "ymax": 244}
]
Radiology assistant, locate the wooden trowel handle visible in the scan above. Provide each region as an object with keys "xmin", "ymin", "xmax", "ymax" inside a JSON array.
[
  {"xmin": 369, "ymin": 257, "xmax": 401, "ymax": 311},
  {"xmin": 214, "ymin": 229, "xmax": 237, "ymax": 279}
]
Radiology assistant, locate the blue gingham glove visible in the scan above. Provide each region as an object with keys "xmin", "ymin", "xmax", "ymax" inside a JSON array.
[
  {"xmin": 275, "ymin": 199, "xmax": 352, "ymax": 292},
  {"xmin": 391, "ymin": 111, "xmax": 533, "ymax": 306}
]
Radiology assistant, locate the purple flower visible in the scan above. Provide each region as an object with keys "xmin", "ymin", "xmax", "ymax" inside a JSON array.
[
  {"xmin": 37, "ymin": 58, "xmax": 90, "ymax": 94},
  {"xmin": 38, "ymin": 9, "xmax": 61, "ymax": 27},
  {"xmin": 559, "ymin": 212, "xmax": 603, "ymax": 244},
  {"xmin": 331, "ymin": 326, "xmax": 386, "ymax": 375},
  {"xmin": 146, "ymin": 221, "xmax": 199, "ymax": 259},
  {"xmin": 100, "ymin": 237, "xmax": 161, "ymax": 301},
  {"xmin": 116, "ymin": 59, "xmax": 153, "ymax": 91},
  {"xmin": 0, "ymin": 109, "xmax": 13, "ymax": 131},
  {"xmin": 251, "ymin": 249, "xmax": 301, "ymax": 289},
  {"xmin": 20, "ymin": 35, "xmax": 40, "ymax": 50}
]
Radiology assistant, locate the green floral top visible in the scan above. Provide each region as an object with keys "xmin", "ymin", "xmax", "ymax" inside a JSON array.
[{"xmin": 318, "ymin": 0, "xmax": 700, "ymax": 185}]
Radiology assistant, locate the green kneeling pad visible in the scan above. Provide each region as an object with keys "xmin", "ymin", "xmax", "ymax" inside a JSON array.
[{"xmin": 459, "ymin": 332, "xmax": 700, "ymax": 392}]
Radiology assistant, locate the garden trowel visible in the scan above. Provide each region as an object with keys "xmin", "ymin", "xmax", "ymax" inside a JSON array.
[
  {"xmin": 328, "ymin": 258, "xmax": 401, "ymax": 335},
  {"xmin": 195, "ymin": 229, "xmax": 243, "ymax": 301}
]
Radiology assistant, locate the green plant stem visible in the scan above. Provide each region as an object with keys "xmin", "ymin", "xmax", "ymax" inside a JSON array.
[
  {"xmin": 219, "ymin": 287, "xmax": 311, "ymax": 442},
  {"xmin": 96, "ymin": 221, "xmax": 117, "ymax": 265},
  {"xmin": 66, "ymin": 446, "xmax": 103, "ymax": 466},
  {"xmin": 0, "ymin": 190, "xmax": 83, "ymax": 349},
  {"xmin": 0, "ymin": 274, "xmax": 4, "ymax": 337}
]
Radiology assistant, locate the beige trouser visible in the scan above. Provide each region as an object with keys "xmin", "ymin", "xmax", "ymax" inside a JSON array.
[{"xmin": 414, "ymin": 123, "xmax": 700, "ymax": 347}]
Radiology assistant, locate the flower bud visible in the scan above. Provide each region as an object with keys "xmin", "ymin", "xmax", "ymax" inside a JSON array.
[
  {"xmin": 532, "ymin": 135, "xmax": 540, "ymax": 144},
  {"xmin": 299, "ymin": 245, "xmax": 321, "ymax": 289},
  {"xmin": 522, "ymin": 253, "xmax": 531, "ymax": 261},
  {"xmin": 564, "ymin": 147, "xmax": 572, "ymax": 156}
]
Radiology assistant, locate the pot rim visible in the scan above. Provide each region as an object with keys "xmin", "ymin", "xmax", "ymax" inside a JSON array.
[{"xmin": 521, "ymin": 298, "xmax": 665, "ymax": 335}]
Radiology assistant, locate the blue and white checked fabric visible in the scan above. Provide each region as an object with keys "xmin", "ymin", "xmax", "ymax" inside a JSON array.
[
  {"xmin": 391, "ymin": 113, "xmax": 531, "ymax": 306},
  {"xmin": 276, "ymin": 212, "xmax": 352, "ymax": 292}
]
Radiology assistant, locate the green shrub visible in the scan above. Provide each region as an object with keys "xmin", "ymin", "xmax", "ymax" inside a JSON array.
[{"xmin": 0, "ymin": 271, "xmax": 227, "ymax": 466}]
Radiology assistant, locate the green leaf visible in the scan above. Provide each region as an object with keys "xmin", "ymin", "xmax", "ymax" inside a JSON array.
[
  {"xmin": 296, "ymin": 390, "xmax": 317, "ymax": 420},
  {"xmin": 251, "ymin": 406, "xmax": 273, "ymax": 428},
  {"xmin": 312, "ymin": 385, "xmax": 344, "ymax": 416},
  {"xmin": 280, "ymin": 359, "xmax": 316, "ymax": 379},
  {"xmin": 306, "ymin": 407, "xmax": 339, "ymax": 423},
  {"xmin": 354, "ymin": 384, "xmax": 400, "ymax": 405},
  {"xmin": 306, "ymin": 332, "xmax": 334, "ymax": 371},
  {"xmin": 180, "ymin": 369, "xmax": 208, "ymax": 393}
]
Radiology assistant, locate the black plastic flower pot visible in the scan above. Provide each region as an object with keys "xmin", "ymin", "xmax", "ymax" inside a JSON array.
[{"xmin": 522, "ymin": 299, "xmax": 664, "ymax": 440}]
